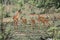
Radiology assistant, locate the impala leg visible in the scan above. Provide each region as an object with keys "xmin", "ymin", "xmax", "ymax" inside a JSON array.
[
  {"xmin": 23, "ymin": 23, "xmax": 26, "ymax": 29},
  {"xmin": 14, "ymin": 20, "xmax": 18, "ymax": 31},
  {"xmin": 31, "ymin": 24, "xmax": 35, "ymax": 31}
]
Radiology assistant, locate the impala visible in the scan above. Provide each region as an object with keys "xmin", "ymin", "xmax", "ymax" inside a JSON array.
[{"xmin": 13, "ymin": 9, "xmax": 22, "ymax": 30}]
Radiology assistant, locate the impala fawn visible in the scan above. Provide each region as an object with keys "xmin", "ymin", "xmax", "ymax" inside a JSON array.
[
  {"xmin": 21, "ymin": 17, "xmax": 27, "ymax": 28},
  {"xmin": 37, "ymin": 15, "xmax": 49, "ymax": 27},
  {"xmin": 13, "ymin": 10, "xmax": 22, "ymax": 30},
  {"xmin": 30, "ymin": 17, "xmax": 36, "ymax": 30}
]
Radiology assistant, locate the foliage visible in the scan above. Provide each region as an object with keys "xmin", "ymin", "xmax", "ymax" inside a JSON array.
[
  {"xmin": 0, "ymin": 0, "xmax": 60, "ymax": 8},
  {"xmin": 4, "ymin": 12, "xmax": 10, "ymax": 18},
  {"xmin": 47, "ymin": 26, "xmax": 60, "ymax": 40}
]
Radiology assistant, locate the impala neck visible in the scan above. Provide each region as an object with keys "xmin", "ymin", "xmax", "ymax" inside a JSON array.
[{"xmin": 16, "ymin": 11, "xmax": 20, "ymax": 16}]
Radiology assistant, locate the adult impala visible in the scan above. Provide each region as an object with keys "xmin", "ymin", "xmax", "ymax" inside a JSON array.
[{"xmin": 13, "ymin": 9, "xmax": 22, "ymax": 30}]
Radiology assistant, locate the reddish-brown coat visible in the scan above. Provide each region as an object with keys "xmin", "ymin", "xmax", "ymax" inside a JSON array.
[{"xmin": 21, "ymin": 18, "xmax": 27, "ymax": 24}]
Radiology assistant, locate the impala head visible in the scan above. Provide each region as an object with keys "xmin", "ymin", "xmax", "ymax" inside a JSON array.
[{"xmin": 18, "ymin": 9, "xmax": 22, "ymax": 14}]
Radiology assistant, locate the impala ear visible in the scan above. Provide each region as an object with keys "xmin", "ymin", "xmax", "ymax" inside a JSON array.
[
  {"xmin": 18, "ymin": 9, "xmax": 22, "ymax": 14},
  {"xmin": 18, "ymin": 9, "xmax": 21, "ymax": 12}
]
